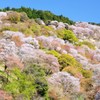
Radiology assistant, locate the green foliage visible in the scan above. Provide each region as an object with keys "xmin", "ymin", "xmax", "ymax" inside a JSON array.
[
  {"xmin": 1, "ymin": 6, "xmax": 75, "ymax": 25},
  {"xmin": 55, "ymin": 28, "xmax": 65, "ymax": 39},
  {"xmin": 0, "ymin": 71, "xmax": 8, "ymax": 85},
  {"xmin": 63, "ymin": 30, "xmax": 79, "ymax": 43},
  {"xmin": 48, "ymin": 50, "xmax": 60, "ymax": 58},
  {"xmin": 1, "ymin": 26, "xmax": 19, "ymax": 32},
  {"xmin": 78, "ymin": 41, "xmax": 96, "ymax": 50},
  {"xmin": 61, "ymin": 59, "xmax": 91, "ymax": 78},
  {"xmin": 45, "ymin": 20, "xmax": 51, "ymax": 26},
  {"xmin": 75, "ymin": 61, "xmax": 84, "ymax": 72},
  {"xmin": 40, "ymin": 25, "xmax": 54, "ymax": 37},
  {"xmin": 3, "ymin": 67, "xmax": 36, "ymax": 99},
  {"xmin": 1, "ymin": 24, "xmax": 33, "ymax": 36},
  {"xmin": 23, "ymin": 64, "xmax": 49, "ymax": 99},
  {"xmin": 41, "ymin": 49, "xmax": 50, "ymax": 53},
  {"xmin": 58, "ymin": 54, "xmax": 76, "ymax": 70},
  {"xmin": 75, "ymin": 62, "xmax": 93, "ymax": 78},
  {"xmin": 18, "ymin": 24, "xmax": 33, "ymax": 36},
  {"xmin": 39, "ymin": 41, "xmax": 43, "ymax": 49},
  {"xmin": 88, "ymin": 22, "xmax": 100, "ymax": 26},
  {"xmin": 3, "ymin": 7, "xmax": 10, "ymax": 11},
  {"xmin": 0, "ymin": 70, "xmax": 8, "ymax": 78},
  {"xmin": 62, "ymin": 66, "xmax": 78, "ymax": 76},
  {"xmin": 82, "ymin": 70, "xmax": 93, "ymax": 78},
  {"xmin": 8, "ymin": 12, "xmax": 20, "ymax": 23},
  {"xmin": 30, "ymin": 24, "xmax": 41, "ymax": 36},
  {"xmin": 55, "ymin": 29, "xmax": 78, "ymax": 43},
  {"xmin": 40, "ymin": 30, "xmax": 49, "ymax": 37},
  {"xmin": 20, "ymin": 12, "xmax": 28, "ymax": 22},
  {"xmin": 42, "ymin": 25, "xmax": 54, "ymax": 31},
  {"xmin": 0, "ymin": 9, "xmax": 2, "ymax": 11}
]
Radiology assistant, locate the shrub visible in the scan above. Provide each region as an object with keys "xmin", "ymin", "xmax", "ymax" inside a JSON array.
[
  {"xmin": 18, "ymin": 25, "xmax": 33, "ymax": 36},
  {"xmin": 58, "ymin": 54, "xmax": 76, "ymax": 70},
  {"xmin": 78, "ymin": 41, "xmax": 96, "ymax": 50},
  {"xmin": 40, "ymin": 30, "xmax": 50, "ymax": 37},
  {"xmin": 23, "ymin": 64, "xmax": 49, "ymax": 99},
  {"xmin": 3, "ymin": 67, "xmax": 36, "ymax": 99},
  {"xmin": 41, "ymin": 49, "xmax": 50, "ymax": 53},
  {"xmin": 41, "ymin": 25, "xmax": 54, "ymax": 31},
  {"xmin": 48, "ymin": 50, "xmax": 60, "ymax": 58},
  {"xmin": 2, "ymin": 24, "xmax": 33, "ymax": 36},
  {"xmin": 55, "ymin": 29, "xmax": 78, "ymax": 43},
  {"xmin": 38, "ymin": 41, "xmax": 43, "ymax": 49},
  {"xmin": 82, "ymin": 70, "xmax": 93, "ymax": 78},
  {"xmin": 26, "ymin": 19, "xmax": 36, "ymax": 28},
  {"xmin": 40, "ymin": 25, "xmax": 54, "ymax": 37},
  {"xmin": 55, "ymin": 28, "xmax": 65, "ymax": 39},
  {"xmin": 45, "ymin": 20, "xmax": 51, "ymax": 26},
  {"xmin": 62, "ymin": 66, "xmax": 78, "ymax": 76},
  {"xmin": 8, "ymin": 12, "xmax": 20, "ymax": 23},
  {"xmin": 13, "ymin": 23, "xmax": 33, "ymax": 35},
  {"xmin": 30, "ymin": 23, "xmax": 41, "ymax": 36},
  {"xmin": 1, "ymin": 26, "xmax": 18, "ymax": 32},
  {"xmin": 75, "ymin": 61, "xmax": 84, "ymax": 72},
  {"xmin": 75, "ymin": 61, "xmax": 93, "ymax": 78},
  {"xmin": 20, "ymin": 12, "xmax": 28, "ymax": 22},
  {"xmin": 63, "ymin": 30, "xmax": 79, "ymax": 43}
]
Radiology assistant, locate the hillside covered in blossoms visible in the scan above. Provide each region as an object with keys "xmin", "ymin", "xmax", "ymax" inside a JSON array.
[{"xmin": 0, "ymin": 9, "xmax": 100, "ymax": 100}]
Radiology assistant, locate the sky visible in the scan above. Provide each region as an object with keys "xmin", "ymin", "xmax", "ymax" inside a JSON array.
[{"xmin": 0, "ymin": 0, "xmax": 100, "ymax": 23}]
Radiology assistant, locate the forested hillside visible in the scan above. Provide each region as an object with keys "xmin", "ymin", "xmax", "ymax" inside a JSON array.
[
  {"xmin": 1, "ymin": 7, "xmax": 100, "ymax": 26},
  {"xmin": 0, "ymin": 9, "xmax": 100, "ymax": 100},
  {"xmin": 0, "ymin": 7, "xmax": 75, "ymax": 25}
]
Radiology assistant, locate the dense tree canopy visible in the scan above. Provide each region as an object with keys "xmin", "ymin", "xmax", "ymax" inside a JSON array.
[
  {"xmin": 1, "ymin": 7, "xmax": 100, "ymax": 26},
  {"xmin": 1, "ymin": 6, "xmax": 75, "ymax": 25}
]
